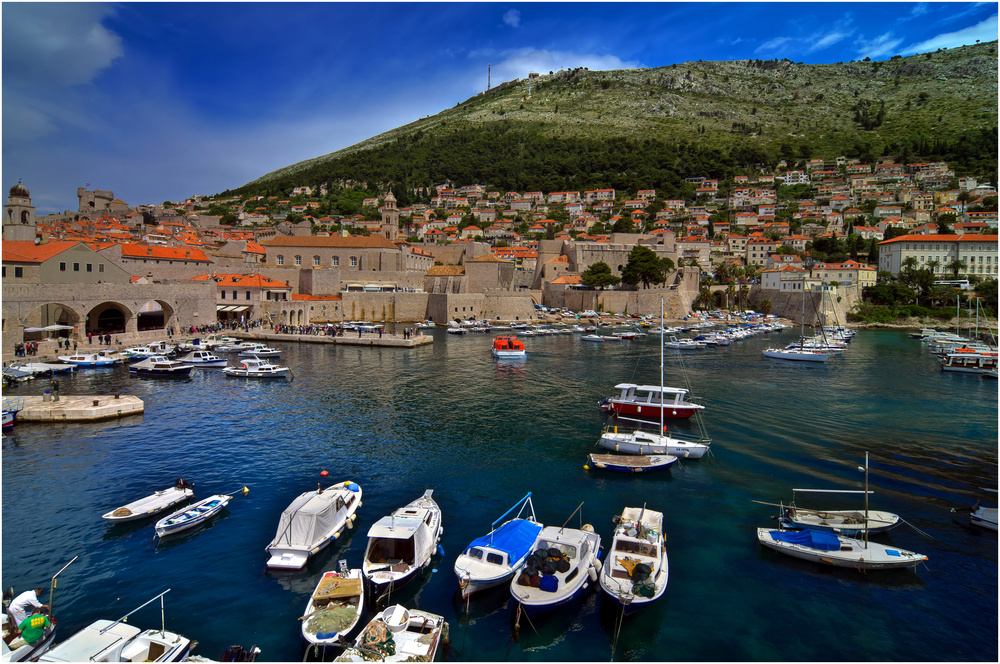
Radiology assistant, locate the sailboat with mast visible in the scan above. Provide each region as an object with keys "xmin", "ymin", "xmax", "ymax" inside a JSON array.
[
  {"xmin": 596, "ymin": 298, "xmax": 709, "ymax": 460},
  {"xmin": 762, "ymin": 281, "xmax": 830, "ymax": 362},
  {"xmin": 756, "ymin": 453, "xmax": 928, "ymax": 571}
]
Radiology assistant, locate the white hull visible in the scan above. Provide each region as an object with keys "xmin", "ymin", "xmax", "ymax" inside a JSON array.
[
  {"xmin": 970, "ymin": 506, "xmax": 998, "ymax": 531},
  {"xmin": 301, "ymin": 568, "xmax": 364, "ymax": 646},
  {"xmin": 267, "ymin": 481, "xmax": 362, "ymax": 569},
  {"xmin": 763, "ymin": 348, "xmax": 830, "ymax": 362},
  {"xmin": 155, "ymin": 494, "xmax": 231, "ymax": 537},
  {"xmin": 599, "ymin": 508, "xmax": 668, "ymax": 610},
  {"xmin": 781, "ymin": 508, "xmax": 900, "ymax": 536},
  {"xmin": 598, "ymin": 429, "xmax": 708, "ymax": 459},
  {"xmin": 757, "ymin": 528, "xmax": 928, "ymax": 570},
  {"xmin": 363, "ymin": 490, "xmax": 442, "ymax": 589},
  {"xmin": 103, "ymin": 486, "xmax": 194, "ymax": 522},
  {"xmin": 510, "ymin": 524, "xmax": 602, "ymax": 616},
  {"xmin": 39, "ymin": 620, "xmax": 191, "ymax": 662}
]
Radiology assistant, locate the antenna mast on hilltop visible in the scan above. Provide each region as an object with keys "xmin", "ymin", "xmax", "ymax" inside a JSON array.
[{"xmin": 488, "ymin": 61, "xmax": 491, "ymax": 91}]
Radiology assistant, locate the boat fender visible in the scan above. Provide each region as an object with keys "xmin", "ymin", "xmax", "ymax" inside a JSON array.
[
  {"xmin": 592, "ymin": 558, "xmax": 603, "ymax": 572},
  {"xmin": 437, "ymin": 544, "xmax": 445, "ymax": 557},
  {"xmin": 588, "ymin": 566, "xmax": 598, "ymax": 583}
]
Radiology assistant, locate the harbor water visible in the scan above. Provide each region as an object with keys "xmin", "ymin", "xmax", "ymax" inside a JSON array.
[{"xmin": 2, "ymin": 328, "xmax": 997, "ymax": 661}]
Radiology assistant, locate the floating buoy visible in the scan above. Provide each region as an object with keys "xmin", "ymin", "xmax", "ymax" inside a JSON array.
[{"xmin": 320, "ymin": 470, "xmax": 329, "ymax": 477}]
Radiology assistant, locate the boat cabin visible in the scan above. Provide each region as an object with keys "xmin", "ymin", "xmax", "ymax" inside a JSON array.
[{"xmin": 610, "ymin": 383, "xmax": 694, "ymax": 406}]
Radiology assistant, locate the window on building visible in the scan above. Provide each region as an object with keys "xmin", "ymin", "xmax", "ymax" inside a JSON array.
[
  {"xmin": 332, "ymin": 256, "xmax": 339, "ymax": 267},
  {"xmin": 294, "ymin": 255, "xmax": 302, "ymax": 266},
  {"xmin": 99, "ymin": 264, "xmax": 104, "ymax": 272},
  {"xmin": 13, "ymin": 267, "xmax": 22, "ymax": 278},
  {"xmin": 221, "ymin": 290, "xmax": 226, "ymax": 299},
  {"xmin": 87, "ymin": 264, "xmax": 92, "ymax": 272},
  {"xmin": 73, "ymin": 263, "xmax": 80, "ymax": 271},
  {"xmin": 277, "ymin": 255, "xmax": 284, "ymax": 266},
  {"xmin": 350, "ymin": 256, "xmax": 358, "ymax": 267},
  {"xmin": 232, "ymin": 290, "xmax": 237, "ymax": 300},
  {"xmin": 60, "ymin": 262, "xmax": 66, "ymax": 271},
  {"xmin": 313, "ymin": 255, "xmax": 320, "ymax": 267},
  {"xmin": 246, "ymin": 291, "xmax": 251, "ymax": 300}
]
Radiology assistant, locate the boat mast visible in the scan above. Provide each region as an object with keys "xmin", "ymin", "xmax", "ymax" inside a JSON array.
[
  {"xmin": 862, "ymin": 452, "xmax": 870, "ymax": 549},
  {"xmin": 660, "ymin": 297, "xmax": 665, "ymax": 434}
]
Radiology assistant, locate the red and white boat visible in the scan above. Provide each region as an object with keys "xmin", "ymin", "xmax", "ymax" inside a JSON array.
[
  {"xmin": 491, "ymin": 335, "xmax": 526, "ymax": 359},
  {"xmin": 599, "ymin": 383, "xmax": 705, "ymax": 420}
]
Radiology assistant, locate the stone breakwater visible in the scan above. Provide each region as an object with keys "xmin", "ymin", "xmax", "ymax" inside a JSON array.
[{"xmin": 15, "ymin": 394, "xmax": 144, "ymax": 423}]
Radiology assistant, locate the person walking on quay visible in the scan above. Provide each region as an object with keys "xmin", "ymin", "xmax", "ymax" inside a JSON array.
[
  {"xmin": 73, "ymin": 340, "xmax": 78, "ymax": 352},
  {"xmin": 87, "ymin": 332, "xmax": 92, "ymax": 345}
]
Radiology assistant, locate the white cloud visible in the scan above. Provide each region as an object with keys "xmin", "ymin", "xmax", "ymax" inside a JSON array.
[
  {"xmin": 503, "ymin": 9, "xmax": 521, "ymax": 28},
  {"xmin": 854, "ymin": 32, "xmax": 904, "ymax": 60},
  {"xmin": 902, "ymin": 15, "xmax": 999, "ymax": 54},
  {"xmin": 755, "ymin": 36, "xmax": 793, "ymax": 55},
  {"xmin": 807, "ymin": 31, "xmax": 851, "ymax": 53},
  {"xmin": 485, "ymin": 48, "xmax": 642, "ymax": 84}
]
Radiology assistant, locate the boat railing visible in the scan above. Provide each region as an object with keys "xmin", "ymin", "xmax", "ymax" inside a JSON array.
[{"xmin": 3, "ymin": 396, "xmax": 25, "ymax": 411}]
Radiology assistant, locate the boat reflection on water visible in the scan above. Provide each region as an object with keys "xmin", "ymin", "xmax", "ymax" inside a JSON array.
[{"xmin": 494, "ymin": 357, "xmax": 526, "ymax": 379}]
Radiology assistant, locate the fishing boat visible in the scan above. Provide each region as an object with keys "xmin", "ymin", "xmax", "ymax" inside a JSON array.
[
  {"xmin": 581, "ymin": 334, "xmax": 604, "ymax": 343},
  {"xmin": 38, "ymin": 591, "xmax": 192, "ymax": 662},
  {"xmin": 223, "ymin": 357, "xmax": 292, "ymax": 379},
  {"xmin": 102, "ymin": 483, "xmax": 194, "ymax": 523},
  {"xmin": 454, "ymin": 493, "xmax": 543, "ymax": 599},
  {"xmin": 266, "ymin": 481, "xmax": 362, "ymax": 570},
  {"xmin": 300, "ymin": 561, "xmax": 365, "ymax": 647},
  {"xmin": 756, "ymin": 527, "xmax": 928, "ymax": 571},
  {"xmin": 598, "ymin": 384, "xmax": 705, "ymax": 420},
  {"xmin": 586, "ymin": 453, "xmax": 677, "ymax": 473},
  {"xmin": 175, "ymin": 350, "xmax": 228, "ymax": 368},
  {"xmin": 939, "ymin": 352, "xmax": 998, "ymax": 374},
  {"xmin": 333, "ymin": 605, "xmax": 448, "ymax": 663},
  {"xmin": 599, "ymin": 506, "xmax": 668, "ymax": 611},
  {"xmin": 128, "ymin": 356, "xmax": 192, "ymax": 377},
  {"xmin": 362, "ymin": 490, "xmax": 442, "ymax": 592},
  {"xmin": 56, "ymin": 353, "xmax": 116, "ymax": 367},
  {"xmin": 154, "ymin": 494, "xmax": 232, "ymax": 538},
  {"xmin": 2, "ymin": 396, "xmax": 25, "ymax": 430},
  {"xmin": 491, "ymin": 335, "xmax": 526, "ymax": 359},
  {"xmin": 509, "ymin": 504, "xmax": 602, "ymax": 617},
  {"xmin": 121, "ymin": 345, "xmax": 160, "ymax": 361}
]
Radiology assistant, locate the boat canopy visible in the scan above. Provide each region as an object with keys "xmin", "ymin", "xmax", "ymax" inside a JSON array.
[
  {"xmin": 768, "ymin": 528, "xmax": 840, "ymax": 551},
  {"xmin": 465, "ymin": 519, "xmax": 541, "ymax": 559},
  {"xmin": 367, "ymin": 514, "xmax": 425, "ymax": 540},
  {"xmin": 272, "ymin": 490, "xmax": 350, "ymax": 547}
]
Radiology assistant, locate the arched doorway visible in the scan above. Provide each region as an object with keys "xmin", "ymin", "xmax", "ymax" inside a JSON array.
[
  {"xmin": 137, "ymin": 300, "xmax": 175, "ymax": 332},
  {"xmin": 87, "ymin": 302, "xmax": 131, "ymax": 335}
]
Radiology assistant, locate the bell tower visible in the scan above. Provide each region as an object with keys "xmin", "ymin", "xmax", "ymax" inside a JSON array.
[
  {"xmin": 380, "ymin": 190, "xmax": 399, "ymax": 241},
  {"xmin": 3, "ymin": 180, "xmax": 37, "ymax": 241}
]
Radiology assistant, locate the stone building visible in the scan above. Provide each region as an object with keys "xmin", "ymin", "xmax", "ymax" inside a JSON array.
[
  {"xmin": 3, "ymin": 181, "xmax": 36, "ymax": 241},
  {"xmin": 78, "ymin": 187, "xmax": 130, "ymax": 216}
]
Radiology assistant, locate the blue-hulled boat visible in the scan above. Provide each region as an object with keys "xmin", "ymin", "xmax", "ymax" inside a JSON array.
[{"xmin": 454, "ymin": 493, "xmax": 543, "ymax": 599}]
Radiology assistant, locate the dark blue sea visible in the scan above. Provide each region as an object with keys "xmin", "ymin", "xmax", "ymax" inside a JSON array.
[{"xmin": 2, "ymin": 329, "xmax": 997, "ymax": 662}]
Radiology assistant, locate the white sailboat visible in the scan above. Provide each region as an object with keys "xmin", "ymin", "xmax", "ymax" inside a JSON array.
[
  {"xmin": 596, "ymin": 298, "xmax": 706, "ymax": 460},
  {"xmin": 763, "ymin": 284, "xmax": 829, "ymax": 362}
]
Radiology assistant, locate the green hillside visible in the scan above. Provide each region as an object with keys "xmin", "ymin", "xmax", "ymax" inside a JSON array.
[{"xmin": 229, "ymin": 41, "xmax": 998, "ymax": 200}]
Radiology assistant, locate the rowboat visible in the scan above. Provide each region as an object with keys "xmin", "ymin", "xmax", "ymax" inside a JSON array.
[
  {"xmin": 301, "ymin": 562, "xmax": 365, "ymax": 647},
  {"xmin": 586, "ymin": 453, "xmax": 677, "ymax": 473},
  {"xmin": 454, "ymin": 493, "xmax": 543, "ymax": 599},
  {"xmin": 154, "ymin": 494, "xmax": 231, "ymax": 538},
  {"xmin": 599, "ymin": 506, "xmax": 668, "ymax": 612},
  {"xmin": 363, "ymin": 490, "xmax": 442, "ymax": 592},
  {"xmin": 334, "ymin": 605, "xmax": 447, "ymax": 662},
  {"xmin": 266, "ymin": 481, "xmax": 362, "ymax": 570},
  {"xmin": 102, "ymin": 484, "xmax": 194, "ymax": 523}
]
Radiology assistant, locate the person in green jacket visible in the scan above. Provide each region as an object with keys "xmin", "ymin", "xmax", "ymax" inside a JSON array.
[{"xmin": 17, "ymin": 608, "xmax": 54, "ymax": 645}]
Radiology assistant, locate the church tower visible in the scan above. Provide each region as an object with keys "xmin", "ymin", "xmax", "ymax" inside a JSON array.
[
  {"xmin": 380, "ymin": 190, "xmax": 399, "ymax": 241},
  {"xmin": 3, "ymin": 180, "xmax": 37, "ymax": 241}
]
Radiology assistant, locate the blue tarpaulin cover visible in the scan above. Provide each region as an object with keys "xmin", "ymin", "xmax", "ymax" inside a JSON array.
[
  {"xmin": 465, "ymin": 519, "xmax": 542, "ymax": 560},
  {"xmin": 770, "ymin": 528, "xmax": 840, "ymax": 551}
]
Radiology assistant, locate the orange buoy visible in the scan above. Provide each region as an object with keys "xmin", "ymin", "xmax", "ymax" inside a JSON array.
[{"xmin": 320, "ymin": 470, "xmax": 329, "ymax": 477}]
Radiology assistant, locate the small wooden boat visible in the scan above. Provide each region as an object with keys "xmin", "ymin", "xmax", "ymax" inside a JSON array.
[
  {"xmin": 757, "ymin": 527, "xmax": 928, "ymax": 571},
  {"xmin": 301, "ymin": 562, "xmax": 365, "ymax": 646},
  {"xmin": 510, "ymin": 506, "xmax": 602, "ymax": 617},
  {"xmin": 223, "ymin": 357, "xmax": 292, "ymax": 379},
  {"xmin": 176, "ymin": 350, "xmax": 228, "ymax": 367},
  {"xmin": 102, "ymin": 484, "xmax": 194, "ymax": 523},
  {"xmin": 599, "ymin": 506, "xmax": 668, "ymax": 612},
  {"xmin": 266, "ymin": 481, "xmax": 362, "ymax": 569},
  {"xmin": 363, "ymin": 490, "xmax": 442, "ymax": 592},
  {"xmin": 333, "ymin": 605, "xmax": 447, "ymax": 663},
  {"xmin": 491, "ymin": 335, "xmax": 526, "ymax": 359},
  {"xmin": 586, "ymin": 453, "xmax": 677, "ymax": 473},
  {"xmin": 128, "ymin": 356, "xmax": 192, "ymax": 377},
  {"xmin": 154, "ymin": 494, "xmax": 231, "ymax": 538},
  {"xmin": 454, "ymin": 493, "xmax": 543, "ymax": 599}
]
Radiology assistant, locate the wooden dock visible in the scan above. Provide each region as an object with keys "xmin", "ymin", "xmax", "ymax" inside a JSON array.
[{"xmin": 15, "ymin": 394, "xmax": 144, "ymax": 423}]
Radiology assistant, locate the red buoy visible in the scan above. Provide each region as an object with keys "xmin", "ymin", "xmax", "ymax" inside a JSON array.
[{"xmin": 320, "ymin": 470, "xmax": 329, "ymax": 477}]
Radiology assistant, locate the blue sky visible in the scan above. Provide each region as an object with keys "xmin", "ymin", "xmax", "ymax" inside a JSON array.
[{"xmin": 3, "ymin": 2, "xmax": 997, "ymax": 214}]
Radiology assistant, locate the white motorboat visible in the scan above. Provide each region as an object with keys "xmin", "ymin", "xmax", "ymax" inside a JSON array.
[
  {"xmin": 300, "ymin": 561, "xmax": 365, "ymax": 647},
  {"xmin": 333, "ymin": 605, "xmax": 447, "ymax": 663},
  {"xmin": 757, "ymin": 528, "xmax": 928, "ymax": 571},
  {"xmin": 266, "ymin": 481, "xmax": 362, "ymax": 569},
  {"xmin": 102, "ymin": 484, "xmax": 194, "ymax": 523},
  {"xmin": 581, "ymin": 334, "xmax": 604, "ymax": 342},
  {"xmin": 510, "ymin": 515, "xmax": 602, "ymax": 617},
  {"xmin": 176, "ymin": 350, "xmax": 228, "ymax": 368},
  {"xmin": 154, "ymin": 494, "xmax": 232, "ymax": 538},
  {"xmin": 39, "ymin": 591, "xmax": 192, "ymax": 662},
  {"xmin": 454, "ymin": 493, "xmax": 543, "ymax": 599},
  {"xmin": 491, "ymin": 335, "xmax": 526, "ymax": 359},
  {"xmin": 599, "ymin": 506, "xmax": 668, "ymax": 612},
  {"xmin": 969, "ymin": 488, "xmax": 998, "ymax": 531},
  {"xmin": 363, "ymin": 489, "xmax": 442, "ymax": 592},
  {"xmin": 128, "ymin": 356, "xmax": 192, "ymax": 377},
  {"xmin": 237, "ymin": 344, "xmax": 281, "ymax": 358},
  {"xmin": 223, "ymin": 357, "xmax": 292, "ymax": 379},
  {"xmin": 56, "ymin": 353, "xmax": 116, "ymax": 367}
]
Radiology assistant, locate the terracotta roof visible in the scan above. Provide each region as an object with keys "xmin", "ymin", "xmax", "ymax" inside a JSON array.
[
  {"xmin": 545, "ymin": 255, "xmax": 570, "ymax": 264},
  {"xmin": 290, "ymin": 294, "xmax": 341, "ymax": 301},
  {"xmin": 262, "ymin": 235, "xmax": 398, "ymax": 249},
  {"xmin": 193, "ymin": 273, "xmax": 290, "ymax": 288},
  {"xmin": 426, "ymin": 265, "xmax": 465, "ymax": 276},
  {"xmin": 120, "ymin": 244, "xmax": 211, "ymax": 261},
  {"xmin": 549, "ymin": 275, "xmax": 582, "ymax": 285},
  {"xmin": 467, "ymin": 253, "xmax": 512, "ymax": 263},
  {"xmin": 2, "ymin": 240, "xmax": 80, "ymax": 263},
  {"xmin": 879, "ymin": 234, "xmax": 998, "ymax": 245}
]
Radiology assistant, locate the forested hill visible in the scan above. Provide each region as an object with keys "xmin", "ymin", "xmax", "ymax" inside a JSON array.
[{"xmin": 229, "ymin": 41, "xmax": 997, "ymax": 202}]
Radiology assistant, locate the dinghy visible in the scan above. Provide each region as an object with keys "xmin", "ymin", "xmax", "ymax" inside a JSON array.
[
  {"xmin": 301, "ymin": 561, "xmax": 365, "ymax": 647},
  {"xmin": 333, "ymin": 605, "xmax": 448, "ymax": 663},
  {"xmin": 363, "ymin": 490, "xmax": 442, "ymax": 592},
  {"xmin": 599, "ymin": 506, "xmax": 668, "ymax": 612},
  {"xmin": 586, "ymin": 453, "xmax": 677, "ymax": 473},
  {"xmin": 454, "ymin": 493, "xmax": 543, "ymax": 599},
  {"xmin": 266, "ymin": 481, "xmax": 362, "ymax": 570},
  {"xmin": 154, "ymin": 494, "xmax": 232, "ymax": 538},
  {"xmin": 102, "ymin": 483, "xmax": 194, "ymax": 523}
]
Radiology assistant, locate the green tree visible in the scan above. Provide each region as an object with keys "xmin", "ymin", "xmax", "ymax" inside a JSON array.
[
  {"xmin": 611, "ymin": 217, "xmax": 635, "ymax": 233},
  {"xmin": 945, "ymin": 259, "xmax": 967, "ymax": 277},
  {"xmin": 580, "ymin": 262, "xmax": 621, "ymax": 290},
  {"xmin": 759, "ymin": 298, "xmax": 774, "ymax": 315},
  {"xmin": 621, "ymin": 245, "xmax": 668, "ymax": 289}
]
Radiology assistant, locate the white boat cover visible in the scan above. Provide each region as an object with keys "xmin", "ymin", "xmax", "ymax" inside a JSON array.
[{"xmin": 270, "ymin": 483, "xmax": 359, "ymax": 550}]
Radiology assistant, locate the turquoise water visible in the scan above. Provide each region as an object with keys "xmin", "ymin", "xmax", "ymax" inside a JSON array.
[{"xmin": 2, "ymin": 329, "xmax": 997, "ymax": 661}]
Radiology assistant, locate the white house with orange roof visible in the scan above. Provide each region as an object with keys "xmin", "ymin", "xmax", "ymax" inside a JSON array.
[
  {"xmin": 193, "ymin": 272, "xmax": 293, "ymax": 321},
  {"xmin": 811, "ymin": 260, "xmax": 876, "ymax": 287},
  {"xmin": 879, "ymin": 233, "xmax": 999, "ymax": 278},
  {"xmin": 781, "ymin": 234, "xmax": 811, "ymax": 252},
  {"xmin": 745, "ymin": 237, "xmax": 780, "ymax": 267},
  {"xmin": 761, "ymin": 265, "xmax": 809, "ymax": 291}
]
